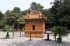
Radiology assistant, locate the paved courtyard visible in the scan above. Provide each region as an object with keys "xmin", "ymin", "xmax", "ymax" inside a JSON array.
[{"xmin": 0, "ymin": 32, "xmax": 70, "ymax": 46}]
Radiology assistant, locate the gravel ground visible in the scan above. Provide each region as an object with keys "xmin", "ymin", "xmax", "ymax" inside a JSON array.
[{"xmin": 0, "ymin": 32, "xmax": 70, "ymax": 46}]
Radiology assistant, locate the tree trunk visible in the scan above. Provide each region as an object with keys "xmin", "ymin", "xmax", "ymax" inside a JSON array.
[
  {"xmin": 18, "ymin": 24, "xmax": 21, "ymax": 37},
  {"xmin": 19, "ymin": 29, "xmax": 21, "ymax": 37},
  {"xmin": 59, "ymin": 34, "xmax": 61, "ymax": 38},
  {"xmin": 12, "ymin": 20, "xmax": 15, "ymax": 38},
  {"xmin": 59, "ymin": 31, "xmax": 61, "ymax": 39},
  {"xmin": 12, "ymin": 30, "xmax": 14, "ymax": 38},
  {"xmin": 7, "ymin": 32, "xmax": 9, "ymax": 36},
  {"xmin": 54, "ymin": 35, "xmax": 56, "ymax": 41}
]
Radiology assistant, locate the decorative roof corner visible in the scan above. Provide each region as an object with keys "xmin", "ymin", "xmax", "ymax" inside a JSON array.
[{"xmin": 23, "ymin": 11, "xmax": 47, "ymax": 20}]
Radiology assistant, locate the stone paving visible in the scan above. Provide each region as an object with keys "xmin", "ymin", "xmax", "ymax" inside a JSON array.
[{"xmin": 0, "ymin": 32, "xmax": 70, "ymax": 46}]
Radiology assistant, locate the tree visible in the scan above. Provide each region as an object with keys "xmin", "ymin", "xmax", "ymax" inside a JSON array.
[
  {"xmin": 21, "ymin": 9, "xmax": 30, "ymax": 15},
  {"xmin": 5, "ymin": 10, "xmax": 10, "ymax": 15},
  {"xmin": 0, "ymin": 11, "xmax": 3, "ymax": 20},
  {"xmin": 13, "ymin": 7, "xmax": 21, "ymax": 13},
  {"xmin": 52, "ymin": 26, "xmax": 69, "ymax": 42},
  {"xmin": 4, "ymin": 7, "xmax": 25, "ymax": 38},
  {"xmin": 0, "ymin": 11, "xmax": 4, "ymax": 28},
  {"xmin": 29, "ymin": 2, "xmax": 44, "ymax": 11},
  {"xmin": 42, "ymin": 9, "xmax": 54, "ymax": 29},
  {"xmin": 8, "ymin": 13, "xmax": 21, "ymax": 38},
  {"xmin": 18, "ymin": 16, "xmax": 25, "ymax": 37},
  {"xmin": 11, "ymin": 7, "xmax": 22, "ymax": 38},
  {"xmin": 51, "ymin": 0, "xmax": 70, "ymax": 29},
  {"xmin": 4, "ymin": 25, "xmax": 12, "ymax": 39}
]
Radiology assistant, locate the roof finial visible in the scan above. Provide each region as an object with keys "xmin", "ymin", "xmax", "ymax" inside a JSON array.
[
  {"xmin": 30, "ymin": 10, "xmax": 33, "ymax": 15},
  {"xmin": 38, "ymin": 11, "xmax": 42, "ymax": 15}
]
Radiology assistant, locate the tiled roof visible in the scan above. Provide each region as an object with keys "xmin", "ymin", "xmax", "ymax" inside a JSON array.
[{"xmin": 23, "ymin": 11, "xmax": 47, "ymax": 20}]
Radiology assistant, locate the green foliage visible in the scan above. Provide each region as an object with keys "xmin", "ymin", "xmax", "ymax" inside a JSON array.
[
  {"xmin": 29, "ymin": 2, "xmax": 44, "ymax": 11},
  {"xmin": 0, "ymin": 11, "xmax": 4, "ymax": 28},
  {"xmin": 0, "ymin": 22, "xmax": 5, "ymax": 28},
  {"xmin": 13, "ymin": 7, "xmax": 21, "ymax": 13},
  {"xmin": 52, "ymin": 26, "xmax": 69, "ymax": 38},
  {"xmin": 52, "ymin": 26, "xmax": 58, "ymax": 36},
  {"xmin": 4, "ymin": 7, "xmax": 22, "ymax": 26},
  {"xmin": 2, "ymin": 25, "xmax": 13, "ymax": 32},
  {"xmin": 21, "ymin": 10, "xmax": 30, "ymax": 15},
  {"xmin": 43, "ymin": 9, "xmax": 54, "ymax": 28},
  {"xmin": 51, "ymin": 0, "xmax": 70, "ymax": 29},
  {"xmin": 5, "ymin": 10, "xmax": 10, "ymax": 15},
  {"xmin": 0, "ymin": 1, "xmax": 70, "ymax": 30},
  {"xmin": 21, "ymin": 27, "xmax": 25, "ymax": 32},
  {"xmin": 0, "ymin": 11, "xmax": 3, "ymax": 20}
]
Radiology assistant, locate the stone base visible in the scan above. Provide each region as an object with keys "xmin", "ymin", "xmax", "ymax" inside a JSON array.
[{"xmin": 25, "ymin": 34, "xmax": 44, "ymax": 38}]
